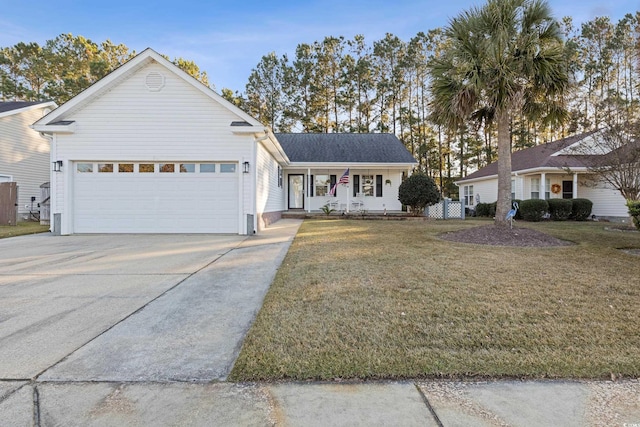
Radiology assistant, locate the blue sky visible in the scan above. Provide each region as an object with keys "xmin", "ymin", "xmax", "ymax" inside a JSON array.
[{"xmin": 0, "ymin": 0, "xmax": 637, "ymax": 92}]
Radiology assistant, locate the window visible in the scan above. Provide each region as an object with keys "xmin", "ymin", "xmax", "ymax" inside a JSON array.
[
  {"xmin": 118, "ymin": 163, "xmax": 134, "ymax": 173},
  {"xmin": 98, "ymin": 163, "xmax": 113, "ymax": 173},
  {"xmin": 180, "ymin": 163, "xmax": 195, "ymax": 173},
  {"xmin": 159, "ymin": 163, "xmax": 175, "ymax": 173},
  {"xmin": 463, "ymin": 185, "xmax": 474, "ymax": 206},
  {"xmin": 200, "ymin": 164, "xmax": 215, "ymax": 173},
  {"xmin": 511, "ymin": 179, "xmax": 516, "ymax": 200},
  {"xmin": 315, "ymin": 175, "xmax": 330, "ymax": 197},
  {"xmin": 277, "ymin": 166, "xmax": 283, "ymax": 187},
  {"xmin": 220, "ymin": 163, "xmax": 236, "ymax": 173},
  {"xmin": 362, "ymin": 175, "xmax": 374, "ymax": 196},
  {"xmin": 77, "ymin": 163, "xmax": 93, "ymax": 173},
  {"xmin": 531, "ymin": 178, "xmax": 540, "ymax": 199},
  {"xmin": 544, "ymin": 178, "xmax": 551, "ymax": 199},
  {"xmin": 139, "ymin": 163, "xmax": 154, "ymax": 173}
]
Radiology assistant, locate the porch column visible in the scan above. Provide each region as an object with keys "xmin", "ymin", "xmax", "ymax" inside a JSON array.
[
  {"xmin": 573, "ymin": 173, "xmax": 578, "ymax": 198},
  {"xmin": 540, "ymin": 172, "xmax": 546, "ymax": 199},
  {"xmin": 307, "ymin": 168, "xmax": 311, "ymax": 213}
]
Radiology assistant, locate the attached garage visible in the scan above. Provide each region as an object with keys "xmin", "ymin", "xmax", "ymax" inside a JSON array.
[{"xmin": 72, "ymin": 162, "xmax": 239, "ymax": 233}]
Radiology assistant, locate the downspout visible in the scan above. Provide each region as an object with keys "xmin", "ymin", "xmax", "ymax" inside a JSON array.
[{"xmin": 250, "ymin": 132, "xmax": 270, "ymax": 234}]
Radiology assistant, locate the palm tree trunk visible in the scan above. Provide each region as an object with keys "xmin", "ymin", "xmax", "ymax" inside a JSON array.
[{"xmin": 495, "ymin": 108, "xmax": 512, "ymax": 227}]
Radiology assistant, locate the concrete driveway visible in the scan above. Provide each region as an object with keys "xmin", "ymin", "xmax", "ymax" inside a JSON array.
[{"xmin": 0, "ymin": 220, "xmax": 300, "ymax": 383}]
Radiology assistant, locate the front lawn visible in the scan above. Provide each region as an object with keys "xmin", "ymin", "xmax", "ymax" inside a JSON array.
[
  {"xmin": 0, "ymin": 221, "xmax": 49, "ymax": 239},
  {"xmin": 230, "ymin": 219, "xmax": 640, "ymax": 381}
]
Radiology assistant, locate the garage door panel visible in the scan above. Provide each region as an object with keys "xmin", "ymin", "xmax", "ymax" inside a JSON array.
[{"xmin": 73, "ymin": 164, "xmax": 239, "ymax": 233}]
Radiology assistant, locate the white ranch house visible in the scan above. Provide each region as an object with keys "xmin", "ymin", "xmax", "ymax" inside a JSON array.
[
  {"xmin": 32, "ymin": 48, "xmax": 416, "ymax": 235},
  {"xmin": 456, "ymin": 131, "xmax": 630, "ymax": 221},
  {"xmin": 1, "ymin": 101, "xmax": 56, "ymax": 221}
]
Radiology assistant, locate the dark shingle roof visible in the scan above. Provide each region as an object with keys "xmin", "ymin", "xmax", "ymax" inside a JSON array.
[
  {"xmin": 275, "ymin": 133, "xmax": 417, "ymax": 164},
  {"xmin": 459, "ymin": 131, "xmax": 599, "ymax": 182},
  {"xmin": 0, "ymin": 101, "xmax": 48, "ymax": 114}
]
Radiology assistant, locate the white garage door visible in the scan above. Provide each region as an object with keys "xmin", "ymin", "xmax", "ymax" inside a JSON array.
[{"xmin": 73, "ymin": 162, "xmax": 239, "ymax": 233}]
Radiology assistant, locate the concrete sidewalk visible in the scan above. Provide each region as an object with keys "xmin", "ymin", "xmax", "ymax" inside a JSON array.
[{"xmin": 1, "ymin": 379, "xmax": 638, "ymax": 426}]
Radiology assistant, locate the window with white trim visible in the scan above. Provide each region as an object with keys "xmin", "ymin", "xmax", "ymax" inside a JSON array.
[
  {"xmin": 362, "ymin": 175, "xmax": 374, "ymax": 196},
  {"xmin": 315, "ymin": 175, "xmax": 330, "ymax": 196},
  {"xmin": 463, "ymin": 185, "xmax": 474, "ymax": 206},
  {"xmin": 544, "ymin": 178, "xmax": 551, "ymax": 199},
  {"xmin": 531, "ymin": 178, "xmax": 540, "ymax": 199},
  {"xmin": 77, "ymin": 163, "xmax": 93, "ymax": 173},
  {"xmin": 511, "ymin": 179, "xmax": 516, "ymax": 200}
]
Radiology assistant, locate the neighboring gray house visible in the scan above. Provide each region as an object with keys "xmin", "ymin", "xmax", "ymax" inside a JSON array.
[
  {"xmin": 0, "ymin": 101, "xmax": 56, "ymax": 221},
  {"xmin": 456, "ymin": 131, "xmax": 629, "ymax": 220}
]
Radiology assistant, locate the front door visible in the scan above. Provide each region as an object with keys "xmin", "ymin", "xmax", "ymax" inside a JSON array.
[
  {"xmin": 562, "ymin": 180, "xmax": 573, "ymax": 199},
  {"xmin": 288, "ymin": 174, "xmax": 304, "ymax": 209}
]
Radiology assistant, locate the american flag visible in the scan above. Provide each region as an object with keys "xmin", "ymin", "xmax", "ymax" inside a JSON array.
[
  {"xmin": 329, "ymin": 168, "xmax": 349, "ymax": 196},
  {"xmin": 338, "ymin": 168, "xmax": 349, "ymax": 184}
]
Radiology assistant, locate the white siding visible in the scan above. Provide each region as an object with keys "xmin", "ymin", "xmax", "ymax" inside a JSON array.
[
  {"xmin": 53, "ymin": 62, "xmax": 254, "ymax": 234},
  {"xmin": 0, "ymin": 108, "xmax": 50, "ymax": 219},
  {"xmin": 256, "ymin": 143, "xmax": 285, "ymax": 217},
  {"xmin": 463, "ymin": 173, "xmax": 629, "ymax": 219},
  {"xmin": 578, "ymin": 178, "xmax": 629, "ymax": 218},
  {"xmin": 285, "ymin": 168, "xmax": 406, "ymax": 212}
]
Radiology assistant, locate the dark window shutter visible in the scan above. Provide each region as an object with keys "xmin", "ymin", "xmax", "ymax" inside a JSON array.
[
  {"xmin": 376, "ymin": 175, "xmax": 383, "ymax": 197},
  {"xmin": 330, "ymin": 175, "xmax": 337, "ymax": 197},
  {"xmin": 309, "ymin": 175, "xmax": 314, "ymax": 197},
  {"xmin": 353, "ymin": 175, "xmax": 360, "ymax": 197}
]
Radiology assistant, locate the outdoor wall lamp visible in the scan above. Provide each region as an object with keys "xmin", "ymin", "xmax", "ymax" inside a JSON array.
[
  {"xmin": 52, "ymin": 160, "xmax": 63, "ymax": 172},
  {"xmin": 243, "ymin": 161, "xmax": 250, "ymax": 173}
]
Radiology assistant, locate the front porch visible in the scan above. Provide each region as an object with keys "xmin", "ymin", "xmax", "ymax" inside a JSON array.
[{"xmin": 281, "ymin": 210, "xmax": 426, "ymax": 221}]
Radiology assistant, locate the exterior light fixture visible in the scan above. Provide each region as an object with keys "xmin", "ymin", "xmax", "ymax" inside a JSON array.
[
  {"xmin": 53, "ymin": 160, "xmax": 63, "ymax": 172},
  {"xmin": 243, "ymin": 161, "xmax": 250, "ymax": 173}
]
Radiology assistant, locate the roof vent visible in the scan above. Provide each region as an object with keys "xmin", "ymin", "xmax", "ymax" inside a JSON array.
[{"xmin": 145, "ymin": 71, "xmax": 165, "ymax": 91}]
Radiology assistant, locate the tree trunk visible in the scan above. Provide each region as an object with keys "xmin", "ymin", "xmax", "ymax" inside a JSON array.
[{"xmin": 495, "ymin": 109, "xmax": 513, "ymax": 227}]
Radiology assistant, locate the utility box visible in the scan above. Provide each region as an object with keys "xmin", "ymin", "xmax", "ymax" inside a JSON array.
[
  {"xmin": 52, "ymin": 213, "xmax": 61, "ymax": 236},
  {"xmin": 246, "ymin": 214, "xmax": 254, "ymax": 235}
]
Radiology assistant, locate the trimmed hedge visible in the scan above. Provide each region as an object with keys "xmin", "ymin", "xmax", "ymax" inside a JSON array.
[
  {"xmin": 519, "ymin": 199, "xmax": 549, "ymax": 222},
  {"xmin": 548, "ymin": 199, "xmax": 573, "ymax": 221},
  {"xmin": 571, "ymin": 198, "xmax": 593, "ymax": 221},
  {"xmin": 627, "ymin": 200, "xmax": 640, "ymax": 230},
  {"xmin": 476, "ymin": 200, "xmax": 521, "ymax": 218}
]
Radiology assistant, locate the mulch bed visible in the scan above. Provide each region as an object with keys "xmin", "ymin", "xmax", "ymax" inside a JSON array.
[{"xmin": 440, "ymin": 224, "xmax": 573, "ymax": 247}]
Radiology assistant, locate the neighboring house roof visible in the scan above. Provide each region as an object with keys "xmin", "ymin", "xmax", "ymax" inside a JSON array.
[
  {"xmin": 275, "ymin": 133, "xmax": 417, "ymax": 165},
  {"xmin": 0, "ymin": 101, "xmax": 56, "ymax": 118},
  {"xmin": 458, "ymin": 131, "xmax": 600, "ymax": 182}
]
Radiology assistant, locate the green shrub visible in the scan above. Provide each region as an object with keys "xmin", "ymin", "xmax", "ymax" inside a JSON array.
[
  {"xmin": 475, "ymin": 202, "xmax": 491, "ymax": 217},
  {"xmin": 398, "ymin": 173, "xmax": 440, "ymax": 216},
  {"xmin": 511, "ymin": 199, "xmax": 523, "ymax": 220},
  {"xmin": 519, "ymin": 199, "xmax": 549, "ymax": 222},
  {"xmin": 488, "ymin": 202, "xmax": 497, "ymax": 218},
  {"xmin": 627, "ymin": 200, "xmax": 640, "ymax": 230},
  {"xmin": 571, "ymin": 198, "xmax": 593, "ymax": 221},
  {"xmin": 548, "ymin": 198, "xmax": 573, "ymax": 221}
]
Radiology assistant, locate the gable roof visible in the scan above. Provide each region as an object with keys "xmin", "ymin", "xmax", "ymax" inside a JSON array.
[
  {"xmin": 275, "ymin": 133, "xmax": 417, "ymax": 165},
  {"xmin": 32, "ymin": 48, "xmax": 263, "ymax": 130},
  {"xmin": 0, "ymin": 101, "xmax": 56, "ymax": 118},
  {"xmin": 458, "ymin": 131, "xmax": 600, "ymax": 182}
]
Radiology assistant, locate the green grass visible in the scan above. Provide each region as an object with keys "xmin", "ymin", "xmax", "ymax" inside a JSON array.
[
  {"xmin": 230, "ymin": 219, "xmax": 640, "ymax": 381},
  {"xmin": 0, "ymin": 221, "xmax": 50, "ymax": 239}
]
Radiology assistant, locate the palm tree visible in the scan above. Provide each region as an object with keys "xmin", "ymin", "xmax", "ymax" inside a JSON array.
[{"xmin": 429, "ymin": 0, "xmax": 568, "ymax": 226}]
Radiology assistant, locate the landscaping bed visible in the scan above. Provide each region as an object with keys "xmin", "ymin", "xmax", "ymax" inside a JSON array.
[{"xmin": 230, "ymin": 219, "xmax": 640, "ymax": 381}]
